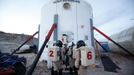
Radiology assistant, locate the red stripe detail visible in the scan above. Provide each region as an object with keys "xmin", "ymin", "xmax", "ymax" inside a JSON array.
[
  {"xmin": 93, "ymin": 26, "xmax": 112, "ymax": 41},
  {"xmin": 27, "ymin": 31, "xmax": 39, "ymax": 42},
  {"xmin": 46, "ymin": 23, "xmax": 56, "ymax": 40}
]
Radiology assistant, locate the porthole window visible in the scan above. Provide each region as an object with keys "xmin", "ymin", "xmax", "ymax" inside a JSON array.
[{"xmin": 63, "ymin": 3, "xmax": 71, "ymax": 10}]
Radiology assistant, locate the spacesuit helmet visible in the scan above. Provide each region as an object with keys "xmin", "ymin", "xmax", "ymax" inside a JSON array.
[
  {"xmin": 76, "ymin": 40, "xmax": 86, "ymax": 48},
  {"xmin": 55, "ymin": 40, "xmax": 63, "ymax": 47}
]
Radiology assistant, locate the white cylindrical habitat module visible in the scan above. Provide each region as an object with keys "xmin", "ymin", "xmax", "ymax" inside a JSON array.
[{"xmin": 39, "ymin": 0, "xmax": 94, "ymax": 67}]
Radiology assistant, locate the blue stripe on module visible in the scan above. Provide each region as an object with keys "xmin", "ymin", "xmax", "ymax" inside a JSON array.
[{"xmin": 54, "ymin": 14, "xmax": 58, "ymax": 41}]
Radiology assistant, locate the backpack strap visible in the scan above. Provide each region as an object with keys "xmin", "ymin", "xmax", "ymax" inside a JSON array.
[{"xmin": 78, "ymin": 48, "xmax": 81, "ymax": 66}]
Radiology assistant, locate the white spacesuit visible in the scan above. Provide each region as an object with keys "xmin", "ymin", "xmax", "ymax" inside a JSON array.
[
  {"xmin": 49, "ymin": 40, "xmax": 63, "ymax": 75},
  {"xmin": 73, "ymin": 40, "xmax": 95, "ymax": 75}
]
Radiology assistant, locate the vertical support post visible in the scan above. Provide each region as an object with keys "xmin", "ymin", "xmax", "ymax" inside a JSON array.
[
  {"xmin": 38, "ymin": 24, "xmax": 40, "ymax": 51},
  {"xmin": 90, "ymin": 18, "xmax": 94, "ymax": 47},
  {"xmin": 53, "ymin": 14, "xmax": 58, "ymax": 41}
]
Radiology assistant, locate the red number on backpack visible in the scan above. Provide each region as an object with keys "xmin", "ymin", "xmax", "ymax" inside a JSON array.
[
  {"xmin": 49, "ymin": 50, "xmax": 54, "ymax": 57},
  {"xmin": 87, "ymin": 51, "xmax": 92, "ymax": 60}
]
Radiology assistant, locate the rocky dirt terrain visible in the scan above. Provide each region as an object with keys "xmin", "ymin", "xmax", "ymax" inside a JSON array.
[
  {"xmin": 0, "ymin": 31, "xmax": 49, "ymax": 75},
  {"xmin": 0, "ymin": 31, "xmax": 38, "ymax": 53}
]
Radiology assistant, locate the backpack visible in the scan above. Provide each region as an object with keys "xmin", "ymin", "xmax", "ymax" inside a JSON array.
[{"xmin": 79, "ymin": 46, "xmax": 95, "ymax": 66}]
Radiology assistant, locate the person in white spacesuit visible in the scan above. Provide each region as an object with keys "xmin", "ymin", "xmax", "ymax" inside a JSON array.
[
  {"xmin": 66, "ymin": 42, "xmax": 78, "ymax": 75},
  {"xmin": 49, "ymin": 40, "xmax": 63, "ymax": 75},
  {"xmin": 74, "ymin": 40, "xmax": 91, "ymax": 75}
]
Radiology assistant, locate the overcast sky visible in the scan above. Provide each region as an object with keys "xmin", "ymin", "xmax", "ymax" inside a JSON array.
[
  {"xmin": 0, "ymin": 0, "xmax": 49, "ymax": 34},
  {"xmin": 0, "ymin": 0, "xmax": 134, "ymax": 40}
]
